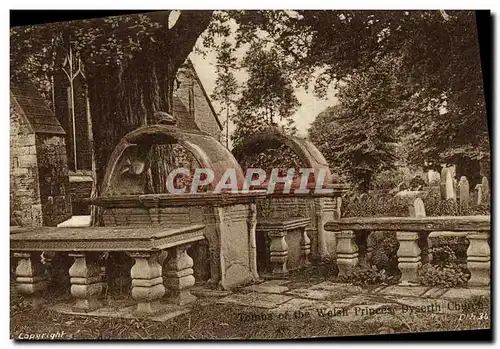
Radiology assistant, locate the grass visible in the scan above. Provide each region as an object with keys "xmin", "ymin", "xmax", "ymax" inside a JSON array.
[{"xmin": 10, "ymin": 287, "xmax": 490, "ymax": 340}]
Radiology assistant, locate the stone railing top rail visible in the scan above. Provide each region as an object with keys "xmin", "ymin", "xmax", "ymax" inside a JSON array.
[
  {"xmin": 253, "ymin": 183, "xmax": 351, "ymax": 197},
  {"xmin": 10, "ymin": 224, "xmax": 205, "ymax": 252},
  {"xmin": 256, "ymin": 217, "xmax": 311, "ymax": 231},
  {"xmin": 325, "ymin": 215, "xmax": 490, "ymax": 232},
  {"xmin": 88, "ymin": 191, "xmax": 268, "ymax": 208}
]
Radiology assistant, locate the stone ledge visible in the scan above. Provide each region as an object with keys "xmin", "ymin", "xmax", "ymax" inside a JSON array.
[{"xmin": 50, "ymin": 301, "xmax": 190, "ymax": 322}]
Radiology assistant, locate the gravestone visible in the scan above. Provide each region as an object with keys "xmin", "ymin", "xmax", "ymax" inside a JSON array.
[
  {"xmin": 440, "ymin": 167, "xmax": 448, "ymax": 199},
  {"xmin": 427, "ymin": 169, "xmax": 440, "ymax": 185},
  {"xmin": 413, "ymin": 198, "xmax": 426, "ymax": 218},
  {"xmin": 475, "ymin": 184, "xmax": 483, "ymax": 205},
  {"xmin": 459, "ymin": 176, "xmax": 470, "ymax": 211},
  {"xmin": 481, "ymin": 176, "xmax": 489, "ymax": 199},
  {"xmin": 444, "ymin": 168, "xmax": 456, "ymax": 201}
]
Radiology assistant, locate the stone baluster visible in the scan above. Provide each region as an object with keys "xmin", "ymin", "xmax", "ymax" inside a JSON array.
[
  {"xmin": 396, "ymin": 232, "xmax": 421, "ymax": 285},
  {"xmin": 165, "ymin": 245, "xmax": 196, "ymax": 305},
  {"xmin": 268, "ymin": 230, "xmax": 288, "ymax": 275},
  {"xmin": 129, "ymin": 251, "xmax": 165, "ymax": 315},
  {"xmin": 14, "ymin": 252, "xmax": 47, "ymax": 305},
  {"xmin": 68, "ymin": 252, "xmax": 105, "ymax": 313},
  {"xmin": 411, "ymin": 198, "xmax": 431, "ymax": 265},
  {"xmin": 467, "ymin": 232, "xmax": 490, "ymax": 287},
  {"xmin": 336, "ymin": 230, "xmax": 359, "ymax": 277},
  {"xmin": 300, "ymin": 228, "xmax": 311, "ymax": 266}
]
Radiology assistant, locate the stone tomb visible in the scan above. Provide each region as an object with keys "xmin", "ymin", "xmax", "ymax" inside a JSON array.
[
  {"xmin": 92, "ymin": 123, "xmax": 266, "ymax": 290},
  {"xmin": 11, "ymin": 225, "xmax": 205, "ymax": 315},
  {"xmin": 232, "ymin": 128, "xmax": 350, "ymax": 264}
]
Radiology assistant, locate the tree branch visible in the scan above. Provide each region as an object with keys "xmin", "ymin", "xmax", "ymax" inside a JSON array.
[{"xmin": 167, "ymin": 10, "xmax": 214, "ymax": 71}]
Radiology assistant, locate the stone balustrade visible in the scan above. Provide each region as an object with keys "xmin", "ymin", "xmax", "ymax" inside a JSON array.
[
  {"xmin": 10, "ymin": 225, "xmax": 205, "ymax": 316},
  {"xmin": 255, "ymin": 218, "xmax": 311, "ymax": 276},
  {"xmin": 325, "ymin": 216, "xmax": 490, "ymax": 287}
]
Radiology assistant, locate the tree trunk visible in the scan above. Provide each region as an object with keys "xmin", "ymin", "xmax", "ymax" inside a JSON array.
[{"xmin": 84, "ymin": 11, "xmax": 213, "ymax": 225}]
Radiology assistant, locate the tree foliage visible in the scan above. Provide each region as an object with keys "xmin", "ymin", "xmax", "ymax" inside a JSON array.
[
  {"xmin": 231, "ymin": 42, "xmax": 299, "ymax": 147},
  {"xmin": 10, "ymin": 10, "xmax": 489, "ymax": 196},
  {"xmin": 210, "ymin": 39, "xmax": 239, "ymax": 148},
  {"xmin": 220, "ymin": 10, "xmax": 488, "ymax": 171}
]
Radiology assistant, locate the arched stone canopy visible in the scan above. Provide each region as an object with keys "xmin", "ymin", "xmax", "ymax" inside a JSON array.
[
  {"xmin": 231, "ymin": 128, "xmax": 341, "ymax": 186},
  {"xmin": 100, "ymin": 124, "xmax": 246, "ymax": 196}
]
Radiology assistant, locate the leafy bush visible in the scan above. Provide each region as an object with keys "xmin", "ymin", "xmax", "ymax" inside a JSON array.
[
  {"xmin": 368, "ymin": 231, "xmax": 399, "ymax": 276},
  {"xmin": 342, "ymin": 195, "xmax": 409, "ymax": 217},
  {"xmin": 409, "ymin": 176, "xmax": 426, "ymax": 190},
  {"xmin": 430, "ymin": 236, "xmax": 468, "ymax": 265},
  {"xmin": 370, "ymin": 168, "xmax": 413, "ymax": 191},
  {"xmin": 340, "ymin": 265, "xmax": 396, "ymax": 287},
  {"xmin": 417, "ymin": 236, "xmax": 470, "ymax": 287},
  {"xmin": 417, "ymin": 263, "xmax": 469, "ymax": 287},
  {"xmin": 343, "ymin": 187, "xmax": 490, "ymax": 217}
]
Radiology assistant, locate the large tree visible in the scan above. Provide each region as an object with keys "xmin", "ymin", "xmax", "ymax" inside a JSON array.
[
  {"xmin": 227, "ymin": 10, "xmax": 489, "ymax": 172},
  {"xmin": 309, "ymin": 61, "xmax": 399, "ymax": 192},
  {"xmin": 11, "ymin": 11, "xmax": 213, "ymax": 187}
]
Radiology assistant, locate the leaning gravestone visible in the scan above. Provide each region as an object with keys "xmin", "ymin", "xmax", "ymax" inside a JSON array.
[{"xmin": 459, "ymin": 176, "xmax": 470, "ymax": 211}]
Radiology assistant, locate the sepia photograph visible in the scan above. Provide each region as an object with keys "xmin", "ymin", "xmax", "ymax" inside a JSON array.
[{"xmin": 8, "ymin": 8, "xmax": 491, "ymax": 340}]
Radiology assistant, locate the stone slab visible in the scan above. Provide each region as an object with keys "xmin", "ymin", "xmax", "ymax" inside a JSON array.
[
  {"xmin": 285, "ymin": 288, "xmax": 332, "ymax": 300},
  {"xmin": 376, "ymin": 286, "xmax": 429, "ymax": 297},
  {"xmin": 261, "ymin": 279, "xmax": 291, "ymax": 285},
  {"xmin": 190, "ymin": 286, "xmax": 232, "ymax": 298},
  {"xmin": 441, "ymin": 288, "xmax": 490, "ymax": 300},
  {"xmin": 243, "ymin": 282, "xmax": 289, "ymax": 294},
  {"xmin": 339, "ymin": 294, "xmax": 379, "ymax": 306},
  {"xmin": 309, "ymin": 281, "xmax": 363, "ymax": 294},
  {"xmin": 50, "ymin": 301, "xmax": 190, "ymax": 322},
  {"xmin": 57, "ymin": 215, "xmax": 91, "ymax": 228},
  {"xmin": 217, "ymin": 293, "xmax": 292, "ymax": 309},
  {"xmin": 269, "ymin": 298, "xmax": 334, "ymax": 314},
  {"xmin": 420, "ymin": 288, "xmax": 449, "ymax": 298}
]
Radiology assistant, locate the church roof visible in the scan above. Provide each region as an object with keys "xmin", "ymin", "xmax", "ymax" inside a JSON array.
[{"xmin": 10, "ymin": 82, "xmax": 65, "ymax": 135}]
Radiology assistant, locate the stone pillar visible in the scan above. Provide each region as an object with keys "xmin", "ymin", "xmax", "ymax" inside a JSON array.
[
  {"xmin": 68, "ymin": 252, "xmax": 104, "ymax": 313},
  {"xmin": 14, "ymin": 252, "xmax": 47, "ymax": 304},
  {"xmin": 396, "ymin": 232, "xmax": 421, "ymax": 285},
  {"xmin": 300, "ymin": 228, "xmax": 311, "ymax": 266},
  {"xmin": 165, "ymin": 245, "xmax": 196, "ymax": 305},
  {"xmin": 336, "ymin": 230, "xmax": 359, "ymax": 277},
  {"xmin": 129, "ymin": 251, "xmax": 165, "ymax": 315},
  {"xmin": 268, "ymin": 230, "xmax": 288, "ymax": 275},
  {"xmin": 247, "ymin": 202, "xmax": 260, "ymax": 280},
  {"xmin": 467, "ymin": 232, "xmax": 490, "ymax": 287}
]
